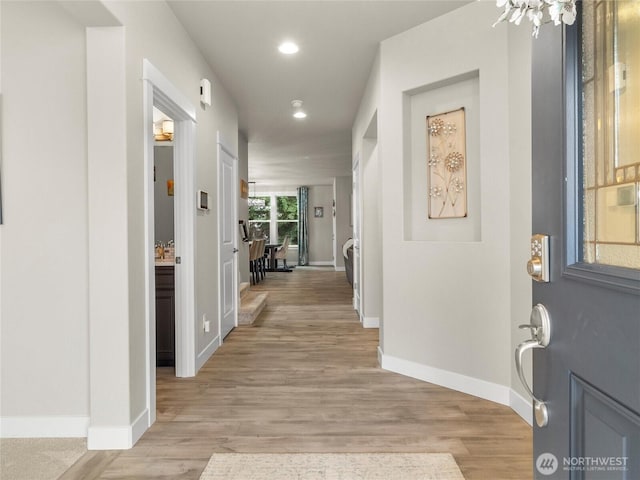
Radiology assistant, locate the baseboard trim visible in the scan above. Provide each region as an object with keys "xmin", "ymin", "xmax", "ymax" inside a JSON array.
[
  {"xmin": 362, "ymin": 316, "xmax": 379, "ymax": 329},
  {"xmin": 87, "ymin": 408, "xmax": 149, "ymax": 450},
  {"xmin": 509, "ymin": 389, "xmax": 533, "ymax": 426},
  {"xmin": 196, "ymin": 334, "xmax": 220, "ymax": 372},
  {"xmin": 380, "ymin": 351, "xmax": 510, "ymax": 406},
  {"xmin": 308, "ymin": 261, "xmax": 334, "ymax": 266},
  {"xmin": 334, "ymin": 266, "xmax": 346, "ymax": 272},
  {"xmin": 0, "ymin": 415, "xmax": 89, "ymax": 438},
  {"xmin": 130, "ymin": 409, "xmax": 149, "ymax": 446},
  {"xmin": 87, "ymin": 425, "xmax": 131, "ymax": 450}
]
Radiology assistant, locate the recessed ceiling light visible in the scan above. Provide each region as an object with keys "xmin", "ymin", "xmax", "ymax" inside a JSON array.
[
  {"xmin": 291, "ymin": 100, "xmax": 307, "ymax": 119},
  {"xmin": 278, "ymin": 41, "xmax": 299, "ymax": 55}
]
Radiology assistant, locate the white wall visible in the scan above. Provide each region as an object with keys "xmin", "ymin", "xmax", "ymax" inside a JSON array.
[
  {"xmin": 307, "ymin": 185, "xmax": 334, "ymax": 264},
  {"xmin": 0, "ymin": 0, "xmax": 240, "ymax": 444},
  {"xmin": 154, "ymin": 146, "xmax": 175, "ymax": 244},
  {"xmin": 353, "ymin": 1, "xmax": 532, "ymax": 415},
  {"xmin": 238, "ymin": 134, "xmax": 250, "ymax": 284},
  {"xmin": 1, "ymin": 0, "xmax": 90, "ymax": 429},
  {"xmin": 353, "ymin": 54, "xmax": 383, "ymax": 334},
  {"xmin": 100, "ymin": 0, "xmax": 238, "ymax": 436},
  {"xmin": 333, "ymin": 176, "xmax": 352, "ymax": 270},
  {"xmin": 508, "ymin": 22, "xmax": 533, "ymax": 421},
  {"xmin": 362, "ymin": 144, "xmax": 382, "ymax": 327}
]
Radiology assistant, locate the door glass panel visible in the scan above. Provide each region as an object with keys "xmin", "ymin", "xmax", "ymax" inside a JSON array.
[{"xmin": 582, "ymin": 0, "xmax": 640, "ymax": 269}]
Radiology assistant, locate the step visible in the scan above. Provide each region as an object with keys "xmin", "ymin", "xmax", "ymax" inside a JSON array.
[
  {"xmin": 239, "ymin": 282, "xmax": 250, "ymax": 300},
  {"xmin": 238, "ymin": 291, "xmax": 268, "ymax": 326}
]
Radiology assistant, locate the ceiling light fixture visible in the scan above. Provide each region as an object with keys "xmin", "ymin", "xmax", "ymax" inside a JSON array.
[
  {"xmin": 154, "ymin": 119, "xmax": 174, "ymax": 141},
  {"xmin": 291, "ymin": 100, "xmax": 307, "ymax": 119},
  {"xmin": 278, "ymin": 41, "xmax": 299, "ymax": 55}
]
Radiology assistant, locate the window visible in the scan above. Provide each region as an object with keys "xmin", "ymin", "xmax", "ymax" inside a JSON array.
[
  {"xmin": 581, "ymin": 0, "xmax": 640, "ymax": 269},
  {"xmin": 248, "ymin": 193, "xmax": 298, "ymax": 245}
]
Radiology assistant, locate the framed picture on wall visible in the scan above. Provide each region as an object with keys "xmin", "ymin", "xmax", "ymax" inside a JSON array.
[
  {"xmin": 427, "ymin": 107, "xmax": 467, "ymax": 219},
  {"xmin": 314, "ymin": 206, "xmax": 324, "ymax": 218}
]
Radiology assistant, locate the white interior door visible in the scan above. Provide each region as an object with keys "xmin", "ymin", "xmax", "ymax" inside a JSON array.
[{"xmin": 218, "ymin": 137, "xmax": 238, "ymax": 340}]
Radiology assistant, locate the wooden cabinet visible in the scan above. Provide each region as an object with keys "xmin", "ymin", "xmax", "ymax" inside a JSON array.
[{"xmin": 155, "ymin": 266, "xmax": 175, "ymax": 367}]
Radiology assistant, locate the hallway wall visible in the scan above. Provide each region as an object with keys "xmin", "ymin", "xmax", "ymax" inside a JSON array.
[
  {"xmin": 333, "ymin": 176, "xmax": 352, "ymax": 271},
  {"xmin": 0, "ymin": 0, "xmax": 239, "ymax": 445},
  {"xmin": 353, "ymin": 1, "xmax": 533, "ymax": 419},
  {"xmin": 307, "ymin": 185, "xmax": 334, "ymax": 264},
  {"xmin": 238, "ymin": 134, "xmax": 250, "ymax": 284},
  {"xmin": 1, "ymin": 0, "xmax": 90, "ymax": 431},
  {"xmin": 154, "ymin": 146, "xmax": 175, "ymax": 245}
]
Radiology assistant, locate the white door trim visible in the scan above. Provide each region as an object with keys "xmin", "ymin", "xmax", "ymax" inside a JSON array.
[
  {"xmin": 352, "ymin": 153, "xmax": 362, "ymax": 319},
  {"xmin": 217, "ymin": 132, "xmax": 239, "ymax": 344},
  {"xmin": 142, "ymin": 59, "xmax": 197, "ymax": 430}
]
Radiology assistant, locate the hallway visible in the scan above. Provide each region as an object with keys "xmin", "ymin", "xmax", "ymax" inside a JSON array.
[{"xmin": 62, "ymin": 268, "xmax": 531, "ymax": 479}]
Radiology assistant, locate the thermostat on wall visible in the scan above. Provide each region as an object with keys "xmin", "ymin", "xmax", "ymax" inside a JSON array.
[{"xmin": 197, "ymin": 190, "xmax": 209, "ymax": 210}]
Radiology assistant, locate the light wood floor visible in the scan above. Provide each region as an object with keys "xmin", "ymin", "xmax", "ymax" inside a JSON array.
[{"xmin": 61, "ymin": 267, "xmax": 532, "ymax": 479}]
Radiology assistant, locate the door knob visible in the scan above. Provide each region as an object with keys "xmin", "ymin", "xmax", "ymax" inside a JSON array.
[{"xmin": 515, "ymin": 304, "xmax": 551, "ymax": 427}]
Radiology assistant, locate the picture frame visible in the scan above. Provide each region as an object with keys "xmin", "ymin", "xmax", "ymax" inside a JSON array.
[
  {"xmin": 427, "ymin": 107, "xmax": 468, "ymax": 219},
  {"xmin": 314, "ymin": 206, "xmax": 324, "ymax": 218},
  {"xmin": 240, "ymin": 179, "xmax": 249, "ymax": 199}
]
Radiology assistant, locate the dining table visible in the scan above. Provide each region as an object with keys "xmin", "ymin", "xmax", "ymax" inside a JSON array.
[{"xmin": 264, "ymin": 243, "xmax": 281, "ymax": 272}]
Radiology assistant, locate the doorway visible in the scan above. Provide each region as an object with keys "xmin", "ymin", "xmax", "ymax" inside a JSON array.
[
  {"xmin": 142, "ymin": 59, "xmax": 197, "ymax": 427},
  {"xmin": 153, "ymin": 110, "xmax": 176, "ymax": 367}
]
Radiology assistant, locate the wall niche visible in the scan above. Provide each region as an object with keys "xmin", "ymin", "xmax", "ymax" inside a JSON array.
[{"xmin": 402, "ymin": 70, "xmax": 481, "ymax": 242}]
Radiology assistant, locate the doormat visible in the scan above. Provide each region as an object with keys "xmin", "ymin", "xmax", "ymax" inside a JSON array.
[{"xmin": 199, "ymin": 452, "xmax": 465, "ymax": 480}]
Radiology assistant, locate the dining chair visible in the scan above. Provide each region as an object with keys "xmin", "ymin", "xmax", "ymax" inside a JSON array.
[
  {"xmin": 273, "ymin": 236, "xmax": 290, "ymax": 270},
  {"xmin": 256, "ymin": 239, "xmax": 267, "ymax": 281},
  {"xmin": 248, "ymin": 240, "xmax": 261, "ymax": 285}
]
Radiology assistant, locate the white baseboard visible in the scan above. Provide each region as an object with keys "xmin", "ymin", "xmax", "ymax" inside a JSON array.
[
  {"xmin": 380, "ymin": 351, "xmax": 510, "ymax": 406},
  {"xmin": 87, "ymin": 408, "xmax": 149, "ymax": 450},
  {"xmin": 130, "ymin": 409, "xmax": 149, "ymax": 446},
  {"xmin": 308, "ymin": 261, "xmax": 334, "ymax": 266},
  {"xmin": 196, "ymin": 334, "xmax": 220, "ymax": 372},
  {"xmin": 87, "ymin": 426, "xmax": 131, "ymax": 450},
  {"xmin": 362, "ymin": 316, "xmax": 379, "ymax": 328},
  {"xmin": 509, "ymin": 389, "xmax": 533, "ymax": 426},
  {"xmin": 0, "ymin": 415, "xmax": 89, "ymax": 438},
  {"xmin": 334, "ymin": 266, "xmax": 346, "ymax": 272}
]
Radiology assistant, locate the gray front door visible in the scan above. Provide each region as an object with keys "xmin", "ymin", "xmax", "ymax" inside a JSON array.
[{"xmin": 531, "ymin": 2, "xmax": 640, "ymax": 479}]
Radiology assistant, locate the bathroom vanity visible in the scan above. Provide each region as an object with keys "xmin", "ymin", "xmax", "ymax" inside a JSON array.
[{"xmin": 155, "ymin": 264, "xmax": 175, "ymax": 367}]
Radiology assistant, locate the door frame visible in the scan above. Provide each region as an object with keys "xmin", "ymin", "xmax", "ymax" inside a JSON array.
[
  {"xmin": 217, "ymin": 132, "xmax": 239, "ymax": 344},
  {"xmin": 142, "ymin": 59, "xmax": 197, "ymax": 427},
  {"xmin": 352, "ymin": 153, "xmax": 362, "ymax": 318}
]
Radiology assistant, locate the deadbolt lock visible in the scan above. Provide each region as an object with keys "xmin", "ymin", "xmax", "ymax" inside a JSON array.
[{"xmin": 528, "ymin": 234, "xmax": 550, "ymax": 282}]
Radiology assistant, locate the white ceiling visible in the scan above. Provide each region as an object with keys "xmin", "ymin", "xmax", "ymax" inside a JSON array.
[{"xmin": 167, "ymin": 1, "xmax": 471, "ymax": 186}]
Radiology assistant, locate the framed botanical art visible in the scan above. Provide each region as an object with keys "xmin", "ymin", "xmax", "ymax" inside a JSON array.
[{"xmin": 427, "ymin": 107, "xmax": 467, "ymax": 219}]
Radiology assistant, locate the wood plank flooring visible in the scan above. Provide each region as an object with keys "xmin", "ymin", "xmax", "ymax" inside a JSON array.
[{"xmin": 61, "ymin": 267, "xmax": 532, "ymax": 479}]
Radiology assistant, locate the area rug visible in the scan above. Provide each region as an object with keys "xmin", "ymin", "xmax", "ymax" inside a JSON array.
[
  {"xmin": 199, "ymin": 453, "xmax": 465, "ymax": 480},
  {"xmin": 0, "ymin": 438, "xmax": 86, "ymax": 480}
]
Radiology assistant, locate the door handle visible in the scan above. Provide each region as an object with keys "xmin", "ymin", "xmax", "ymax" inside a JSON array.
[
  {"xmin": 515, "ymin": 304, "xmax": 551, "ymax": 427},
  {"xmin": 233, "ymin": 248, "xmax": 239, "ymax": 253}
]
